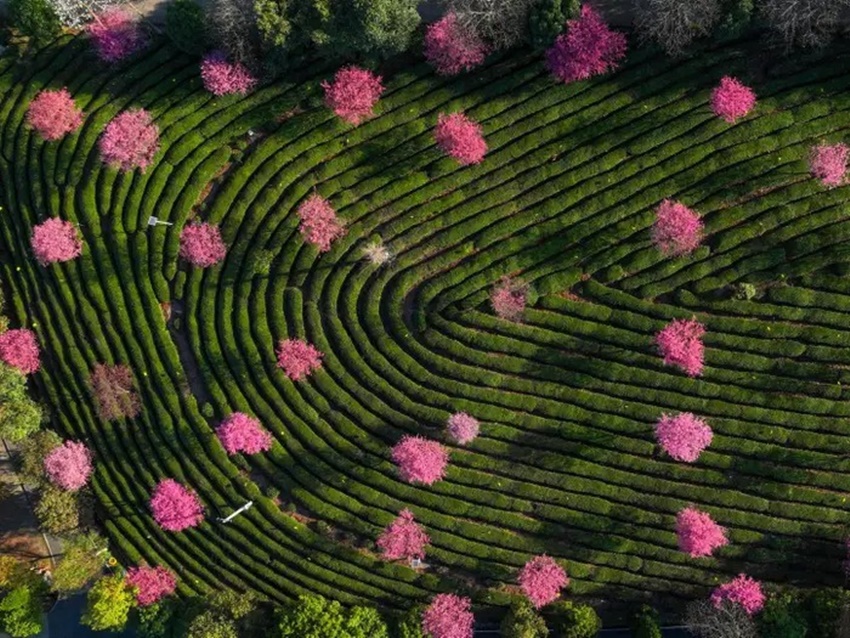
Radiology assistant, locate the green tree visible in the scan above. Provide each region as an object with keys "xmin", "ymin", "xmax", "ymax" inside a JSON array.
[
  {"xmin": 393, "ymin": 604, "xmax": 425, "ymax": 638},
  {"xmin": 208, "ymin": 588, "xmax": 257, "ymax": 620},
  {"xmin": 528, "ymin": 0, "xmax": 579, "ymax": 50},
  {"xmin": 345, "ymin": 605, "xmax": 389, "ymax": 638},
  {"xmin": 138, "ymin": 600, "xmax": 179, "ymax": 638},
  {"xmin": 16, "ymin": 430, "xmax": 61, "ymax": 485},
  {"xmin": 803, "ymin": 588, "xmax": 849, "ymax": 638},
  {"xmin": 82, "ymin": 574, "xmax": 135, "ymax": 631},
  {"xmin": 549, "ymin": 601, "xmax": 602, "ymax": 638},
  {"xmin": 7, "ymin": 0, "xmax": 60, "ymax": 44},
  {"xmin": 758, "ymin": 592, "xmax": 807, "ymax": 638},
  {"xmin": 34, "ymin": 484, "xmax": 79, "ymax": 535},
  {"xmin": 716, "ymin": 0, "xmax": 753, "ymax": 37},
  {"xmin": 631, "ymin": 605, "xmax": 661, "ymax": 638},
  {"xmin": 502, "ymin": 600, "xmax": 549, "ymax": 638},
  {"xmin": 0, "ymin": 585, "xmax": 44, "ymax": 638},
  {"xmin": 326, "ymin": 0, "xmax": 419, "ymax": 60},
  {"xmin": 166, "ymin": 0, "xmax": 208, "ymax": 54},
  {"xmin": 51, "ymin": 531, "xmax": 106, "ymax": 593},
  {"xmin": 278, "ymin": 594, "xmax": 345, "ymax": 637},
  {"xmin": 0, "ymin": 363, "xmax": 43, "ymax": 443},
  {"xmin": 187, "ymin": 610, "xmax": 238, "ymax": 638}
]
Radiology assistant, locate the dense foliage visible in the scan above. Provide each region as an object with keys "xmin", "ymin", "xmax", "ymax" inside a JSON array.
[
  {"xmin": 518, "ymin": 554, "xmax": 568, "ymax": 608},
  {"xmin": 711, "ymin": 574, "xmax": 766, "ymax": 615},
  {"xmin": 655, "ymin": 318, "xmax": 706, "ymax": 377},
  {"xmin": 26, "ymin": 89, "xmax": 83, "ymax": 141},
  {"xmin": 710, "ymin": 76, "xmax": 756, "ymax": 123},
  {"xmin": 675, "ymin": 506, "xmax": 728, "ymax": 557},
  {"xmin": 216, "ymin": 412, "xmax": 273, "ymax": 455},
  {"xmin": 434, "ymin": 112, "xmax": 487, "ymax": 165},
  {"xmin": 125, "ymin": 566, "xmax": 178, "ymax": 606},
  {"xmin": 546, "ymin": 5, "xmax": 627, "ymax": 84},
  {"xmin": 179, "ymin": 222, "xmax": 228, "ymax": 267},
  {"xmin": 651, "ymin": 200, "xmax": 703, "ymax": 257},
  {"xmin": 99, "ymin": 109, "xmax": 160, "ymax": 172},
  {"xmin": 82, "ymin": 575, "xmax": 136, "ymax": 631},
  {"xmin": 150, "ymin": 479, "xmax": 205, "ymax": 532},
  {"xmin": 0, "ymin": 329, "xmax": 40, "ymax": 375},
  {"xmin": 276, "ymin": 338, "xmax": 323, "ymax": 380},
  {"xmin": 30, "ymin": 218, "xmax": 83, "ymax": 265},
  {"xmin": 655, "ymin": 412, "xmax": 713, "ymax": 462},
  {"xmin": 44, "ymin": 440, "xmax": 93, "ymax": 491},
  {"xmin": 322, "ymin": 66, "xmax": 385, "ymax": 125},
  {"xmin": 296, "ymin": 193, "xmax": 346, "ymax": 252},
  {"xmin": 391, "ymin": 435, "xmax": 449, "ymax": 485},
  {"xmin": 376, "ymin": 509, "xmax": 429, "ymax": 561},
  {"xmin": 422, "ymin": 594, "xmax": 474, "ymax": 638}
]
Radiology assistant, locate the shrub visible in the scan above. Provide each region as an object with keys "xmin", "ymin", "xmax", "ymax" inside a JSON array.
[
  {"xmin": 548, "ymin": 601, "xmax": 602, "ymax": 638},
  {"xmin": 166, "ymin": 0, "xmax": 207, "ymax": 54},
  {"xmin": 82, "ymin": 575, "xmax": 135, "ymax": 632},
  {"xmin": 446, "ymin": 412, "xmax": 480, "ymax": 445},
  {"xmin": 711, "ymin": 575, "xmax": 766, "ymax": 615},
  {"xmin": 17, "ymin": 430, "xmax": 61, "ymax": 485},
  {"xmin": 50, "ymin": 531, "xmax": 106, "ymax": 594},
  {"xmin": 44, "ymin": 441, "xmax": 92, "ymax": 492},
  {"xmin": 26, "ymin": 89, "xmax": 84, "ymax": 141},
  {"xmin": 518, "ymin": 554, "xmax": 568, "ymax": 608},
  {"xmin": 655, "ymin": 318, "xmax": 705, "ymax": 377},
  {"xmin": 179, "ymin": 223, "xmax": 227, "ymax": 267},
  {"xmin": 651, "ymin": 199, "xmax": 703, "ymax": 257},
  {"xmin": 491, "ymin": 276, "xmax": 528, "ymax": 322},
  {"xmin": 8, "ymin": 0, "xmax": 60, "ymax": 44},
  {"xmin": 676, "ymin": 507, "xmax": 728, "ymax": 557},
  {"xmin": 0, "ymin": 363, "xmax": 42, "ymax": 443},
  {"xmin": 34, "ymin": 484, "xmax": 79, "ymax": 534},
  {"xmin": 422, "ymin": 594, "xmax": 474, "ymax": 638},
  {"xmin": 200, "ymin": 51, "xmax": 257, "ymax": 96},
  {"xmin": 655, "ymin": 412, "xmax": 713, "ymax": 462},
  {"xmin": 0, "ymin": 585, "xmax": 44, "ymax": 638},
  {"xmin": 344, "ymin": 605, "xmax": 389, "ymax": 638},
  {"xmin": 376, "ymin": 509, "xmax": 429, "ymax": 561},
  {"xmin": 30, "ymin": 218, "xmax": 83, "ymax": 265},
  {"xmin": 757, "ymin": 592, "xmax": 807, "ymax": 638},
  {"xmin": 88, "ymin": 363, "xmax": 140, "ymax": 421},
  {"xmin": 296, "ymin": 194, "xmax": 346, "ymax": 252},
  {"xmin": 809, "ymin": 143, "xmax": 848, "ymax": 188},
  {"xmin": 99, "ymin": 109, "xmax": 160, "ymax": 172},
  {"xmin": 501, "ymin": 600, "xmax": 548, "ymax": 638},
  {"xmin": 423, "ymin": 13, "xmax": 488, "ymax": 76},
  {"xmin": 149, "ymin": 479, "xmax": 204, "ymax": 532},
  {"xmin": 278, "ymin": 594, "xmax": 345, "ymax": 638},
  {"xmin": 187, "ymin": 610, "xmax": 237, "ymax": 638},
  {"xmin": 710, "ymin": 76, "xmax": 756, "ymax": 123},
  {"xmin": 0, "ymin": 329, "xmax": 40, "ymax": 375},
  {"xmin": 276, "ymin": 339, "xmax": 323, "ymax": 381},
  {"xmin": 528, "ymin": 0, "xmax": 580, "ymax": 50},
  {"xmin": 321, "ymin": 66, "xmax": 385, "ymax": 125},
  {"xmin": 546, "ymin": 4, "xmax": 627, "ymax": 84},
  {"xmin": 391, "ymin": 436, "xmax": 449, "ymax": 485},
  {"xmin": 216, "ymin": 412, "xmax": 272, "ymax": 455},
  {"xmin": 87, "ymin": 9, "xmax": 147, "ymax": 62},
  {"xmin": 125, "ymin": 566, "xmax": 177, "ymax": 607},
  {"xmin": 632, "ymin": 605, "xmax": 662, "ymax": 638},
  {"xmin": 434, "ymin": 112, "xmax": 487, "ymax": 165}
]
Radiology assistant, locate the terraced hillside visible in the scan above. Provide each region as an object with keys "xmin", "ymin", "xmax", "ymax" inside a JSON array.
[{"xmin": 2, "ymin": 34, "xmax": 850, "ymax": 611}]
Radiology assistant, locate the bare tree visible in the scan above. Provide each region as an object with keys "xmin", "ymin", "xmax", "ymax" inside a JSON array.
[
  {"xmin": 208, "ymin": 0, "xmax": 262, "ymax": 70},
  {"xmin": 443, "ymin": 0, "xmax": 538, "ymax": 50},
  {"xmin": 633, "ymin": 0, "xmax": 722, "ymax": 56},
  {"xmin": 759, "ymin": 0, "xmax": 850, "ymax": 50},
  {"xmin": 684, "ymin": 600, "xmax": 758, "ymax": 638},
  {"xmin": 48, "ymin": 0, "xmax": 111, "ymax": 28}
]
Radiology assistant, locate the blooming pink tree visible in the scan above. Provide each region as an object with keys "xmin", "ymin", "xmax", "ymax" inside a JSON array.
[
  {"xmin": 676, "ymin": 507, "xmax": 728, "ymax": 557},
  {"xmin": 446, "ymin": 412, "xmax": 479, "ymax": 445},
  {"xmin": 809, "ymin": 143, "xmax": 848, "ymax": 188},
  {"xmin": 200, "ymin": 51, "xmax": 257, "ymax": 96},
  {"xmin": 179, "ymin": 222, "xmax": 227, "ymax": 267},
  {"xmin": 125, "ymin": 565, "xmax": 177, "ymax": 606},
  {"xmin": 31, "ymin": 218, "xmax": 83, "ymax": 266},
  {"xmin": 518, "ymin": 555, "xmax": 569, "ymax": 608},
  {"xmin": 546, "ymin": 5, "xmax": 627, "ymax": 84},
  {"xmin": 711, "ymin": 574, "xmax": 765, "ymax": 616},
  {"xmin": 391, "ymin": 436, "xmax": 449, "ymax": 485},
  {"xmin": 321, "ymin": 66, "xmax": 385, "ymax": 125},
  {"xmin": 89, "ymin": 363, "xmax": 141, "ymax": 421},
  {"xmin": 87, "ymin": 9, "xmax": 147, "ymax": 63},
  {"xmin": 150, "ymin": 479, "xmax": 204, "ymax": 532},
  {"xmin": 26, "ymin": 89, "xmax": 84, "ymax": 141},
  {"xmin": 424, "ymin": 13, "xmax": 488, "ymax": 76},
  {"xmin": 276, "ymin": 339, "xmax": 323, "ymax": 381},
  {"xmin": 44, "ymin": 441, "xmax": 93, "ymax": 492},
  {"xmin": 491, "ymin": 276, "xmax": 527, "ymax": 321},
  {"xmin": 652, "ymin": 199, "xmax": 703, "ymax": 257},
  {"xmin": 655, "ymin": 318, "xmax": 706, "ymax": 377},
  {"xmin": 0, "ymin": 329, "xmax": 40, "ymax": 375},
  {"xmin": 422, "ymin": 593, "xmax": 474, "ymax": 638},
  {"xmin": 434, "ymin": 112, "xmax": 487, "ymax": 165},
  {"xmin": 376, "ymin": 509, "xmax": 429, "ymax": 561},
  {"xmin": 99, "ymin": 108, "xmax": 160, "ymax": 172},
  {"xmin": 655, "ymin": 412, "xmax": 713, "ymax": 463},
  {"xmin": 710, "ymin": 77, "xmax": 756, "ymax": 123},
  {"xmin": 296, "ymin": 193, "xmax": 346, "ymax": 252},
  {"xmin": 216, "ymin": 413, "xmax": 272, "ymax": 455}
]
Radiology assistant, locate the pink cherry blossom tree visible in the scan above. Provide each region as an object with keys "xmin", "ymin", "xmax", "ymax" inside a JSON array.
[
  {"xmin": 31, "ymin": 218, "xmax": 83, "ymax": 266},
  {"xmin": 655, "ymin": 412, "xmax": 713, "ymax": 463},
  {"xmin": 200, "ymin": 51, "xmax": 257, "ymax": 96},
  {"xmin": 655, "ymin": 318, "xmax": 706, "ymax": 377},
  {"xmin": 676, "ymin": 507, "xmax": 728, "ymax": 557},
  {"xmin": 391, "ymin": 436, "xmax": 449, "ymax": 485},
  {"xmin": 0, "ymin": 329, "xmax": 40, "ymax": 375},
  {"xmin": 149, "ymin": 479, "xmax": 204, "ymax": 532},
  {"xmin": 711, "ymin": 574, "xmax": 765, "ymax": 616},
  {"xmin": 87, "ymin": 9, "xmax": 147, "ymax": 63},
  {"xmin": 296, "ymin": 193, "xmax": 346, "ymax": 252},
  {"xmin": 179, "ymin": 222, "xmax": 227, "ymax": 267},
  {"xmin": 99, "ymin": 108, "xmax": 160, "ymax": 172},
  {"xmin": 276, "ymin": 339, "xmax": 323, "ymax": 380},
  {"xmin": 710, "ymin": 76, "xmax": 756, "ymax": 123},
  {"xmin": 546, "ymin": 4, "xmax": 627, "ymax": 84},
  {"xmin": 26, "ymin": 89, "xmax": 84, "ymax": 141},
  {"xmin": 446, "ymin": 412, "xmax": 479, "ymax": 445},
  {"xmin": 376, "ymin": 509, "xmax": 429, "ymax": 561},
  {"xmin": 809, "ymin": 143, "xmax": 848, "ymax": 188},
  {"xmin": 422, "ymin": 593, "xmax": 474, "ymax": 638},
  {"xmin": 491, "ymin": 276, "xmax": 527, "ymax": 321},
  {"xmin": 434, "ymin": 112, "xmax": 487, "ymax": 165},
  {"xmin": 125, "ymin": 565, "xmax": 177, "ymax": 606},
  {"xmin": 216, "ymin": 412, "xmax": 272, "ymax": 455},
  {"xmin": 424, "ymin": 12, "xmax": 488, "ymax": 76},
  {"xmin": 651, "ymin": 199, "xmax": 703, "ymax": 257},
  {"xmin": 44, "ymin": 441, "xmax": 93, "ymax": 492},
  {"xmin": 89, "ymin": 363, "xmax": 141, "ymax": 421},
  {"xmin": 321, "ymin": 66, "xmax": 385, "ymax": 125},
  {"xmin": 518, "ymin": 555, "xmax": 569, "ymax": 608}
]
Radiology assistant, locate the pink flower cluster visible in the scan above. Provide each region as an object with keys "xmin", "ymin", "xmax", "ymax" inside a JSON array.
[
  {"xmin": 276, "ymin": 338, "xmax": 323, "ymax": 381},
  {"xmin": 87, "ymin": 9, "xmax": 147, "ymax": 63},
  {"xmin": 99, "ymin": 108, "xmax": 160, "ymax": 172},
  {"xmin": 216, "ymin": 412, "xmax": 272, "ymax": 455},
  {"xmin": 434, "ymin": 112, "xmax": 487, "ymax": 165},
  {"xmin": 179, "ymin": 222, "xmax": 227, "ymax": 267},
  {"xmin": 376, "ymin": 509, "xmax": 429, "ymax": 561},
  {"xmin": 31, "ymin": 218, "xmax": 83, "ymax": 265},
  {"xmin": 711, "ymin": 574, "xmax": 765, "ymax": 615},
  {"xmin": 200, "ymin": 51, "xmax": 257, "ymax": 96},
  {"xmin": 44, "ymin": 441, "xmax": 93, "ymax": 491},
  {"xmin": 424, "ymin": 13, "xmax": 488, "ymax": 76},
  {"xmin": 26, "ymin": 89, "xmax": 84, "ymax": 141},
  {"xmin": 422, "ymin": 593, "xmax": 474, "ymax": 638},
  {"xmin": 150, "ymin": 479, "xmax": 204, "ymax": 532},
  {"xmin": 655, "ymin": 412, "xmax": 713, "ymax": 463},
  {"xmin": 676, "ymin": 507, "xmax": 728, "ymax": 557},
  {"xmin": 655, "ymin": 318, "xmax": 706, "ymax": 377},
  {"xmin": 652, "ymin": 199, "xmax": 703, "ymax": 257},
  {"xmin": 0, "ymin": 329, "xmax": 40, "ymax": 375},
  {"xmin": 710, "ymin": 76, "xmax": 756, "ymax": 124},
  {"xmin": 125, "ymin": 565, "xmax": 177, "ymax": 606},
  {"xmin": 809, "ymin": 143, "xmax": 849, "ymax": 188},
  {"xmin": 321, "ymin": 66, "xmax": 384, "ymax": 125},
  {"xmin": 490, "ymin": 276, "xmax": 527, "ymax": 321},
  {"xmin": 546, "ymin": 4, "xmax": 627, "ymax": 85},
  {"xmin": 518, "ymin": 554, "xmax": 569, "ymax": 608},
  {"xmin": 296, "ymin": 193, "xmax": 346, "ymax": 253},
  {"xmin": 446, "ymin": 412, "xmax": 479, "ymax": 445},
  {"xmin": 391, "ymin": 435, "xmax": 449, "ymax": 485}
]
